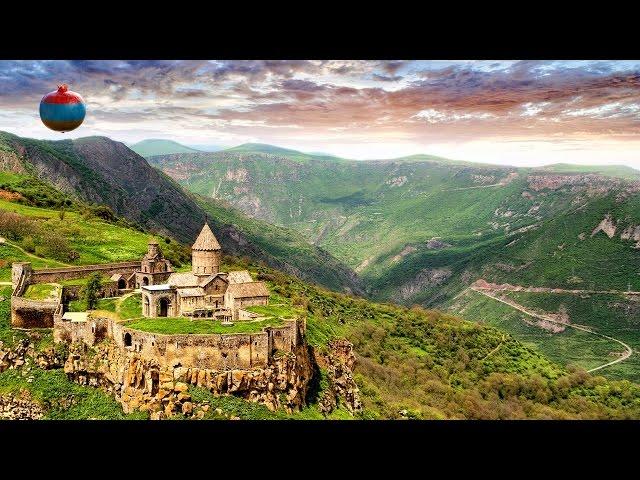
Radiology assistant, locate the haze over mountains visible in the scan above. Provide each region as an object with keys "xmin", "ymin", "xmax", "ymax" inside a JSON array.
[
  {"xmin": 128, "ymin": 139, "xmax": 223, "ymax": 158},
  {"xmin": 132, "ymin": 137, "xmax": 640, "ymax": 173}
]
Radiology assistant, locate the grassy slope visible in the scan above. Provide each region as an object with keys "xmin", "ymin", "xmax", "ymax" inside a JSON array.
[
  {"xmin": 0, "ymin": 156, "xmax": 360, "ymax": 294},
  {"xmin": 0, "ymin": 196, "xmax": 164, "ymax": 271},
  {"xmin": 445, "ymin": 289, "xmax": 640, "ymax": 382},
  {"xmin": 151, "ymin": 148, "xmax": 640, "ymax": 302},
  {"xmin": 254, "ymin": 264, "xmax": 640, "ymax": 419},
  {"xmin": 4, "ymin": 229, "xmax": 640, "ymax": 418},
  {"xmin": 504, "ymin": 291, "xmax": 640, "ymax": 382},
  {"xmin": 149, "ymin": 151, "xmax": 522, "ymax": 270},
  {"xmin": 444, "ymin": 290, "xmax": 621, "ymax": 371},
  {"xmin": 0, "ymin": 243, "xmax": 65, "ymax": 282},
  {"xmin": 196, "ymin": 195, "xmax": 361, "ymax": 293}
]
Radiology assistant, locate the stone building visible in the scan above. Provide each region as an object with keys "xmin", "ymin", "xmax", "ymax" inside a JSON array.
[
  {"xmin": 135, "ymin": 239, "xmax": 174, "ymax": 288},
  {"xmin": 140, "ymin": 223, "xmax": 269, "ymax": 320}
]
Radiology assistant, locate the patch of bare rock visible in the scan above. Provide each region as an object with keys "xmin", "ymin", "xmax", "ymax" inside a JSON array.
[
  {"xmin": 426, "ymin": 238, "xmax": 451, "ymax": 249},
  {"xmin": 399, "ymin": 268, "xmax": 452, "ymax": 300},
  {"xmin": 590, "ymin": 214, "xmax": 640, "ymax": 248},
  {"xmin": 591, "ymin": 214, "xmax": 617, "ymax": 238},
  {"xmin": 61, "ymin": 337, "xmax": 362, "ymax": 419},
  {"xmin": 0, "ymin": 394, "xmax": 44, "ymax": 420},
  {"xmin": 315, "ymin": 340, "xmax": 362, "ymax": 415}
]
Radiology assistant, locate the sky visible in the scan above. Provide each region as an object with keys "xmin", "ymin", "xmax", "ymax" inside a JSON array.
[{"xmin": 0, "ymin": 60, "xmax": 639, "ymax": 168}]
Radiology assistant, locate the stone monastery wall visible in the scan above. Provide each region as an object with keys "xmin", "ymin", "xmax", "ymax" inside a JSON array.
[
  {"xmin": 10, "ymin": 261, "xmax": 135, "ymax": 329},
  {"xmin": 28, "ymin": 261, "xmax": 140, "ymax": 284},
  {"xmin": 54, "ymin": 315, "xmax": 304, "ymax": 371},
  {"xmin": 11, "ymin": 296, "xmax": 59, "ymax": 328}
]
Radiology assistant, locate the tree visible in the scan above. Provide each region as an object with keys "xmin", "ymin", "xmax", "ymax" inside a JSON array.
[{"xmin": 81, "ymin": 273, "xmax": 102, "ymax": 310}]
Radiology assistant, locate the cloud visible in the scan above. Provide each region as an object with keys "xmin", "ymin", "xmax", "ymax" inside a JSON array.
[
  {"xmin": 1, "ymin": 60, "xmax": 640, "ymax": 166},
  {"xmin": 372, "ymin": 73, "xmax": 404, "ymax": 82}
]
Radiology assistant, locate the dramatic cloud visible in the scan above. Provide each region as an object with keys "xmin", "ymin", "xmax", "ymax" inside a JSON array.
[{"xmin": 0, "ymin": 60, "xmax": 639, "ymax": 167}]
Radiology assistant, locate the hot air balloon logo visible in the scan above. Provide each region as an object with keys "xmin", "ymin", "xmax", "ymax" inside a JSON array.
[{"xmin": 39, "ymin": 84, "xmax": 86, "ymax": 133}]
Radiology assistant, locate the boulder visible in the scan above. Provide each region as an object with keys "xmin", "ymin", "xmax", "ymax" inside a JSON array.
[
  {"xmin": 181, "ymin": 401, "xmax": 193, "ymax": 416},
  {"xmin": 173, "ymin": 382, "xmax": 189, "ymax": 393}
]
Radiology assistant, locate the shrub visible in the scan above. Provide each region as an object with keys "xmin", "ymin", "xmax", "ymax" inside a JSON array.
[
  {"xmin": 37, "ymin": 232, "xmax": 73, "ymax": 262},
  {"xmin": 0, "ymin": 211, "xmax": 39, "ymax": 240},
  {"xmin": 22, "ymin": 235, "xmax": 36, "ymax": 253},
  {"xmin": 80, "ymin": 273, "xmax": 102, "ymax": 310}
]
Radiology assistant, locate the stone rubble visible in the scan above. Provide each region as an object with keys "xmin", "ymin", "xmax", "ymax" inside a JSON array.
[{"xmin": 0, "ymin": 395, "xmax": 44, "ymax": 420}]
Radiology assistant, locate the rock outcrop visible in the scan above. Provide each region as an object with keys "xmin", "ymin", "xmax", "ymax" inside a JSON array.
[
  {"xmin": 0, "ymin": 147, "xmax": 26, "ymax": 174},
  {"xmin": 426, "ymin": 238, "xmax": 452, "ymax": 250},
  {"xmin": 0, "ymin": 394, "xmax": 44, "ymax": 420},
  {"xmin": 620, "ymin": 225, "xmax": 640, "ymax": 248},
  {"xmin": 63, "ymin": 339, "xmax": 314, "ymax": 418},
  {"xmin": 0, "ymin": 339, "xmax": 31, "ymax": 373},
  {"xmin": 1, "ymin": 337, "xmax": 65, "ymax": 374},
  {"xmin": 591, "ymin": 214, "xmax": 617, "ymax": 238},
  {"xmin": 316, "ymin": 340, "xmax": 362, "ymax": 416},
  {"xmin": 399, "ymin": 268, "xmax": 452, "ymax": 300}
]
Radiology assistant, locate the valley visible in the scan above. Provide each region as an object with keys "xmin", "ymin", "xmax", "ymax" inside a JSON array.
[
  {"xmin": 147, "ymin": 143, "xmax": 640, "ymax": 381},
  {"xmin": 0, "ymin": 132, "xmax": 362, "ymax": 294},
  {"xmin": 2, "ymin": 133, "xmax": 640, "ymax": 419}
]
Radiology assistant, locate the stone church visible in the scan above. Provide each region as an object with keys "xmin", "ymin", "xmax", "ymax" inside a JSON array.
[{"xmin": 140, "ymin": 223, "xmax": 269, "ymax": 321}]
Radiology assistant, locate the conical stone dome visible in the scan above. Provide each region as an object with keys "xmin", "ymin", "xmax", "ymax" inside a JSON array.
[
  {"xmin": 192, "ymin": 223, "xmax": 221, "ymax": 251},
  {"xmin": 192, "ymin": 223, "xmax": 222, "ymax": 276}
]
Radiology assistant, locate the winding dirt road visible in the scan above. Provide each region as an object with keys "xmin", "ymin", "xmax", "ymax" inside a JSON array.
[{"xmin": 470, "ymin": 287, "xmax": 633, "ymax": 373}]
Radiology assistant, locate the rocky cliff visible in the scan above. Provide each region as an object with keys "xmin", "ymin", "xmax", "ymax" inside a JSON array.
[
  {"xmin": 0, "ymin": 394, "xmax": 44, "ymax": 419},
  {"xmin": 63, "ymin": 339, "xmax": 316, "ymax": 418},
  {"xmin": 0, "ymin": 338, "xmax": 64, "ymax": 374},
  {"xmin": 315, "ymin": 339, "xmax": 362, "ymax": 415}
]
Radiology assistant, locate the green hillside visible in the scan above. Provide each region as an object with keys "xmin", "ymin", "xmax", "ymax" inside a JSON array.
[
  {"xmin": 5, "ymin": 235, "xmax": 640, "ymax": 418},
  {"xmin": 196, "ymin": 195, "xmax": 361, "ymax": 293},
  {"xmin": 223, "ymin": 143, "xmax": 349, "ymax": 163},
  {"xmin": 0, "ymin": 133, "xmax": 362, "ymax": 294},
  {"xmin": 149, "ymin": 146, "xmax": 640, "ymax": 304},
  {"xmin": 445, "ymin": 289, "xmax": 640, "ymax": 382},
  {"xmin": 129, "ymin": 139, "xmax": 200, "ymax": 157},
  {"xmin": 147, "ymin": 145, "xmax": 640, "ymax": 387}
]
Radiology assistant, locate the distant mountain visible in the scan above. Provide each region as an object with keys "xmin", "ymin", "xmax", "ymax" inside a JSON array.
[
  {"xmin": 129, "ymin": 139, "xmax": 201, "ymax": 158},
  {"xmin": 306, "ymin": 151, "xmax": 339, "ymax": 158},
  {"xmin": 149, "ymin": 147, "xmax": 640, "ymax": 303},
  {"xmin": 225, "ymin": 143, "xmax": 305, "ymax": 156},
  {"xmin": 0, "ymin": 131, "xmax": 362, "ymax": 294},
  {"xmin": 540, "ymin": 163, "xmax": 640, "ymax": 180},
  {"xmin": 223, "ymin": 143, "xmax": 347, "ymax": 163}
]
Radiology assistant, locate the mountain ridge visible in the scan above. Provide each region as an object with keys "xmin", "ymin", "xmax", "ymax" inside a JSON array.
[{"xmin": 0, "ymin": 131, "xmax": 363, "ymax": 294}]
